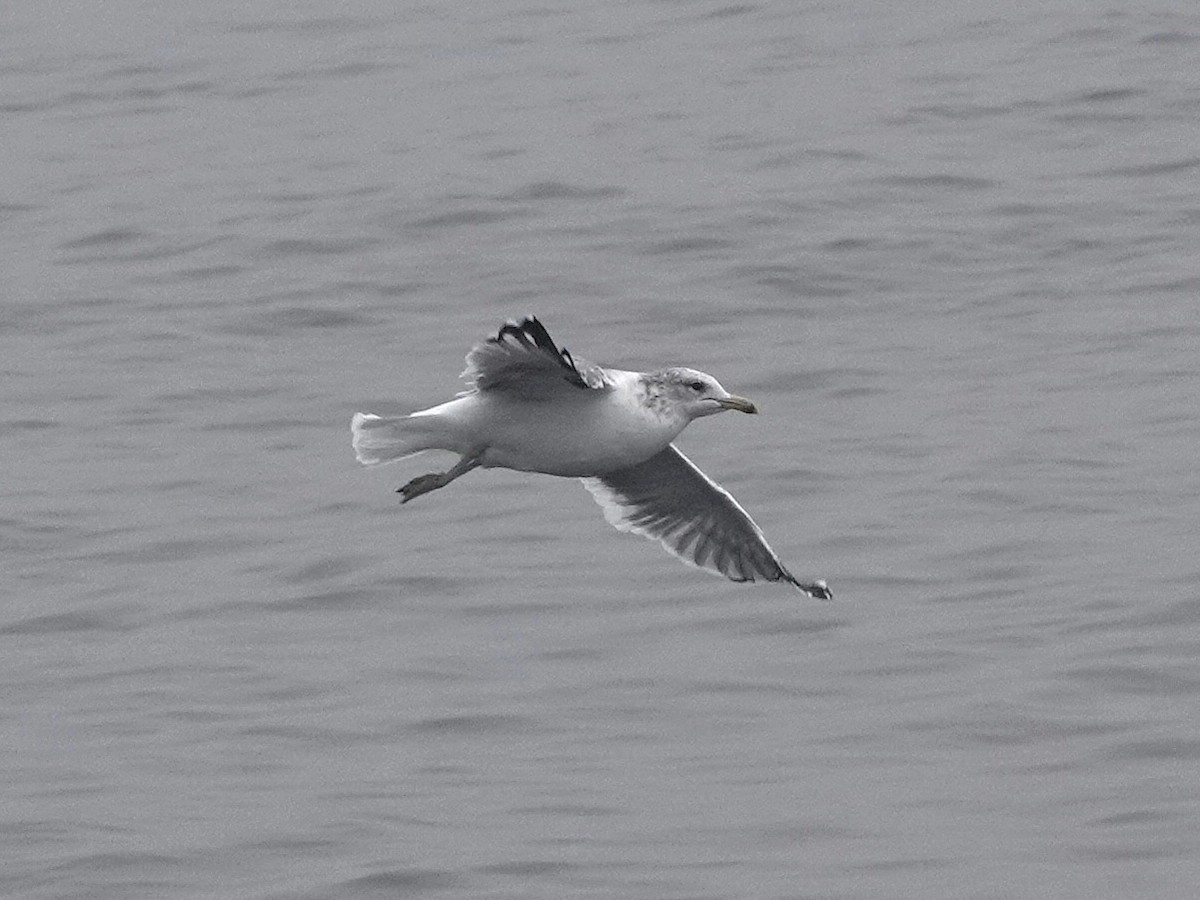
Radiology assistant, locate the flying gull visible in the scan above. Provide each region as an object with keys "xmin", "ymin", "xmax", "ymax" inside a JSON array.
[{"xmin": 351, "ymin": 317, "xmax": 831, "ymax": 598}]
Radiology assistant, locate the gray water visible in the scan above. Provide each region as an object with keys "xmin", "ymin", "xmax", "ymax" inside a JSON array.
[{"xmin": 4, "ymin": 2, "xmax": 1199, "ymax": 898}]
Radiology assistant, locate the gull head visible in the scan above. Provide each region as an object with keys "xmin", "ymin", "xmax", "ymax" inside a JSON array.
[{"xmin": 653, "ymin": 367, "xmax": 758, "ymax": 420}]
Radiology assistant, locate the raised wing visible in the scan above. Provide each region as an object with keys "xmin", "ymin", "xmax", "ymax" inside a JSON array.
[
  {"xmin": 581, "ymin": 445, "xmax": 831, "ymax": 598},
  {"xmin": 462, "ymin": 317, "xmax": 611, "ymax": 398}
]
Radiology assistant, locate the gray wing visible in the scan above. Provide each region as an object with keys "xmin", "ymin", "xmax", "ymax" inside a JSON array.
[
  {"xmin": 581, "ymin": 445, "xmax": 831, "ymax": 598},
  {"xmin": 462, "ymin": 317, "xmax": 612, "ymax": 399}
]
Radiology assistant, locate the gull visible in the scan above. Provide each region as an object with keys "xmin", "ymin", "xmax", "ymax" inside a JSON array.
[{"xmin": 351, "ymin": 317, "xmax": 831, "ymax": 598}]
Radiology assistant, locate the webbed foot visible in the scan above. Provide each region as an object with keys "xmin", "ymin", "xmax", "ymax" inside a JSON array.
[{"xmin": 397, "ymin": 472, "xmax": 447, "ymax": 503}]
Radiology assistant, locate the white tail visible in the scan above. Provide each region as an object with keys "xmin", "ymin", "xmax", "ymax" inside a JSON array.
[{"xmin": 351, "ymin": 413, "xmax": 432, "ymax": 466}]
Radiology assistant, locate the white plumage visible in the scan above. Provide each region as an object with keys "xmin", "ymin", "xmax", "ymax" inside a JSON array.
[{"xmin": 351, "ymin": 317, "xmax": 830, "ymax": 598}]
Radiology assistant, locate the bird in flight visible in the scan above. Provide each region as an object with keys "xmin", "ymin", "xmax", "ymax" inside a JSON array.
[{"xmin": 351, "ymin": 317, "xmax": 830, "ymax": 598}]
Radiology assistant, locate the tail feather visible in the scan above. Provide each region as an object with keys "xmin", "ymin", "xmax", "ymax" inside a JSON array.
[{"xmin": 351, "ymin": 413, "xmax": 430, "ymax": 466}]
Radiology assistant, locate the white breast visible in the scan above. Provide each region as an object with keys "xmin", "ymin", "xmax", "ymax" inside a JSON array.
[{"xmin": 465, "ymin": 370, "xmax": 686, "ymax": 477}]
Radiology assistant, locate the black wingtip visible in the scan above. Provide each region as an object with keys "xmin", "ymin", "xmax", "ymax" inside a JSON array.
[
  {"xmin": 804, "ymin": 580, "xmax": 833, "ymax": 601},
  {"xmin": 494, "ymin": 316, "xmax": 556, "ymax": 353},
  {"xmin": 491, "ymin": 316, "xmax": 588, "ymax": 387},
  {"xmin": 782, "ymin": 572, "xmax": 833, "ymax": 600}
]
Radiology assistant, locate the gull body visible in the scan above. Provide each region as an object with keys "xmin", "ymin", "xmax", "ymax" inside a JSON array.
[
  {"xmin": 351, "ymin": 317, "xmax": 830, "ymax": 598},
  {"xmin": 398, "ymin": 370, "xmax": 698, "ymax": 476}
]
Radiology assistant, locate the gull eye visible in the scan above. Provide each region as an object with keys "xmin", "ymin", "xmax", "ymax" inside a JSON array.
[{"xmin": 689, "ymin": 381, "xmax": 706, "ymax": 392}]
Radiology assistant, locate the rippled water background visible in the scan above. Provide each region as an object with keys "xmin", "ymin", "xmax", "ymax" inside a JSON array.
[{"xmin": 4, "ymin": 2, "xmax": 1200, "ymax": 898}]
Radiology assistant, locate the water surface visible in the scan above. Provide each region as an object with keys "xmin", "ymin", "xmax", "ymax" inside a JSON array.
[{"xmin": 3, "ymin": 2, "xmax": 1199, "ymax": 898}]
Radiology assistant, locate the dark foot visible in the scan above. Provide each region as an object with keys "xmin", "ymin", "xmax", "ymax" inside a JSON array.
[{"xmin": 397, "ymin": 472, "xmax": 446, "ymax": 504}]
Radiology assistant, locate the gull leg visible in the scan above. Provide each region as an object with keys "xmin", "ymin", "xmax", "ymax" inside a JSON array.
[{"xmin": 397, "ymin": 453, "xmax": 481, "ymax": 504}]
